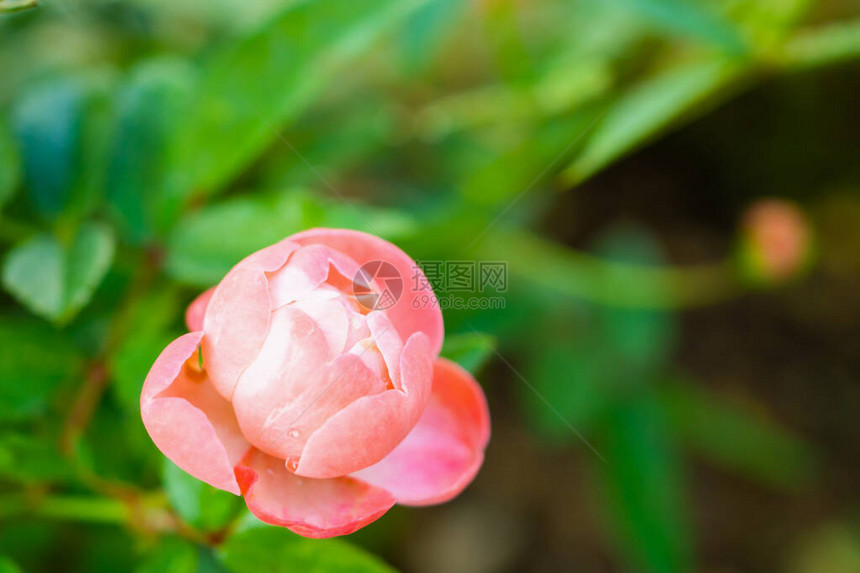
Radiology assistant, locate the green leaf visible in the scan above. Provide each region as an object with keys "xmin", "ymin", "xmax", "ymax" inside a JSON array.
[
  {"xmin": 163, "ymin": 0, "xmax": 430, "ymax": 204},
  {"xmin": 0, "ymin": 433, "xmax": 74, "ymax": 482},
  {"xmin": 563, "ymin": 58, "xmax": 741, "ymax": 184},
  {"xmin": 2, "ymin": 221, "xmax": 115, "ymax": 323},
  {"xmin": 0, "ymin": 120, "xmax": 20, "ymax": 208},
  {"xmin": 397, "ymin": 0, "xmax": 464, "ymax": 71},
  {"xmin": 166, "ymin": 189, "xmax": 415, "ymax": 287},
  {"xmin": 594, "ymin": 395, "xmax": 692, "ymax": 573},
  {"xmin": 165, "ymin": 191, "xmax": 312, "ymax": 287},
  {"xmin": 660, "ymin": 376, "xmax": 816, "ymax": 489},
  {"xmin": 163, "ymin": 460, "xmax": 244, "ymax": 532},
  {"xmin": 219, "ymin": 527, "xmax": 397, "ymax": 573},
  {"xmin": 10, "ymin": 78, "xmax": 85, "ymax": 217},
  {"xmin": 0, "ymin": 318, "xmax": 83, "ymax": 421},
  {"xmin": 440, "ymin": 332, "xmax": 495, "ymax": 374},
  {"xmin": 105, "ymin": 59, "xmax": 195, "ymax": 242},
  {"xmin": 609, "ymin": 0, "xmax": 747, "ymax": 53}
]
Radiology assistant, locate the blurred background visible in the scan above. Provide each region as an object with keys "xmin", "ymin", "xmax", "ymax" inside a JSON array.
[{"xmin": 1, "ymin": 0, "xmax": 859, "ymax": 571}]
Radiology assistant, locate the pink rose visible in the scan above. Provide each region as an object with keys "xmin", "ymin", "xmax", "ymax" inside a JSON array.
[{"xmin": 141, "ymin": 228, "xmax": 490, "ymax": 538}]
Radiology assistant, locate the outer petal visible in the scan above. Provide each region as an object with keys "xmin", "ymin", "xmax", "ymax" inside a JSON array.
[
  {"xmin": 289, "ymin": 228, "xmax": 445, "ymax": 356},
  {"xmin": 235, "ymin": 448, "xmax": 395, "ymax": 538},
  {"xmin": 202, "ymin": 239, "xmax": 299, "ymax": 399},
  {"xmin": 185, "ymin": 287, "xmax": 215, "ymax": 331},
  {"xmin": 351, "ymin": 358, "xmax": 490, "ymax": 506},
  {"xmin": 295, "ymin": 332, "xmax": 433, "ymax": 479},
  {"xmin": 141, "ymin": 332, "xmax": 251, "ymax": 495}
]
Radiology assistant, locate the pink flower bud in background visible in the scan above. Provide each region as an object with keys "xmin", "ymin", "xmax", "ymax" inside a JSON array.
[
  {"xmin": 141, "ymin": 228, "xmax": 490, "ymax": 538},
  {"xmin": 740, "ymin": 199, "xmax": 812, "ymax": 283}
]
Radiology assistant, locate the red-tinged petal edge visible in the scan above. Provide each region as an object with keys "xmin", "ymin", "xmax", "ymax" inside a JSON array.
[
  {"xmin": 141, "ymin": 332, "xmax": 251, "ymax": 495},
  {"xmin": 235, "ymin": 448, "xmax": 395, "ymax": 538},
  {"xmin": 351, "ymin": 357, "xmax": 490, "ymax": 506},
  {"xmin": 289, "ymin": 228, "xmax": 445, "ymax": 356}
]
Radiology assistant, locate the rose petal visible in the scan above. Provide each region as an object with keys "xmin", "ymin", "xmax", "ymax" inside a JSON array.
[
  {"xmin": 141, "ymin": 332, "xmax": 250, "ymax": 495},
  {"xmin": 185, "ymin": 287, "xmax": 215, "ymax": 331},
  {"xmin": 352, "ymin": 358, "xmax": 490, "ymax": 505},
  {"xmin": 289, "ymin": 228, "xmax": 444, "ymax": 356},
  {"xmin": 235, "ymin": 448, "xmax": 395, "ymax": 538},
  {"xmin": 203, "ymin": 239, "xmax": 299, "ymax": 399},
  {"xmin": 231, "ymin": 307, "xmax": 385, "ymax": 463},
  {"xmin": 295, "ymin": 332, "xmax": 433, "ymax": 479}
]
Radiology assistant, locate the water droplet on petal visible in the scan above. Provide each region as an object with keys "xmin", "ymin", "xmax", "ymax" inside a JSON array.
[
  {"xmin": 286, "ymin": 457, "xmax": 299, "ymax": 472},
  {"xmin": 288, "ymin": 428, "xmax": 300, "ymax": 438}
]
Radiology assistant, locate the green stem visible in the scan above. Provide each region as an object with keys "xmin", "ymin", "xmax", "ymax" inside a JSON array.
[
  {"xmin": 473, "ymin": 230, "xmax": 741, "ymax": 309},
  {"xmin": 779, "ymin": 20, "xmax": 860, "ymax": 70}
]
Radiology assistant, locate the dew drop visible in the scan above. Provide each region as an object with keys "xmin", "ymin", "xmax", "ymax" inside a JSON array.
[
  {"xmin": 288, "ymin": 428, "xmax": 300, "ymax": 439},
  {"xmin": 286, "ymin": 457, "xmax": 299, "ymax": 472}
]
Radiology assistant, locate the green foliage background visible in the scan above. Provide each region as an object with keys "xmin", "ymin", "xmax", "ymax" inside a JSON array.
[{"xmin": 1, "ymin": 0, "xmax": 859, "ymax": 571}]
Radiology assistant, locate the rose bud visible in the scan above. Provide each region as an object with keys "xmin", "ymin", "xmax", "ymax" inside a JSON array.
[
  {"xmin": 739, "ymin": 198, "xmax": 813, "ymax": 283},
  {"xmin": 141, "ymin": 229, "xmax": 490, "ymax": 538}
]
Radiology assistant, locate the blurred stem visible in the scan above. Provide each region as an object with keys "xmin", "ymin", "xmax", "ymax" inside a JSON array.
[
  {"xmin": 779, "ymin": 20, "xmax": 860, "ymax": 70},
  {"xmin": 0, "ymin": 493, "xmax": 127, "ymax": 524},
  {"xmin": 0, "ymin": 0, "xmax": 38, "ymax": 13},
  {"xmin": 473, "ymin": 230, "xmax": 741, "ymax": 309},
  {"xmin": 61, "ymin": 248, "xmax": 162, "ymax": 455},
  {"xmin": 0, "ymin": 491, "xmax": 207, "ymax": 543}
]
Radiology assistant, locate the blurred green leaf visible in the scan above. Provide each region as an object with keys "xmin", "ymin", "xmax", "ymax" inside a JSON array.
[
  {"xmin": 660, "ymin": 376, "xmax": 816, "ymax": 489},
  {"xmin": 523, "ymin": 332, "xmax": 612, "ymax": 442},
  {"xmin": 106, "ymin": 59, "xmax": 194, "ymax": 242},
  {"xmin": 398, "ymin": 0, "xmax": 464, "ymax": 71},
  {"xmin": 595, "ymin": 395, "xmax": 692, "ymax": 573},
  {"xmin": 164, "ymin": 0, "xmax": 430, "ymax": 204},
  {"xmin": 78, "ymin": 392, "xmax": 162, "ymax": 483},
  {"xmin": 135, "ymin": 537, "xmax": 198, "ymax": 573},
  {"xmin": 440, "ymin": 331, "xmax": 496, "ymax": 374},
  {"xmin": 109, "ymin": 286, "xmax": 182, "ymax": 411},
  {"xmin": 0, "ymin": 120, "xmax": 20, "ymax": 207},
  {"xmin": 166, "ymin": 189, "xmax": 415, "ymax": 287},
  {"xmin": 0, "ymin": 433, "xmax": 73, "ymax": 482},
  {"xmin": 523, "ymin": 227, "xmax": 675, "ymax": 441},
  {"xmin": 10, "ymin": 78, "xmax": 85, "ymax": 217},
  {"xmin": 9, "ymin": 74, "xmax": 113, "ymax": 221},
  {"xmin": 0, "ymin": 318, "xmax": 82, "ymax": 421},
  {"xmin": 2, "ymin": 221, "xmax": 115, "ymax": 323},
  {"xmin": 608, "ymin": 0, "xmax": 747, "ymax": 52},
  {"xmin": 219, "ymin": 527, "xmax": 397, "ymax": 573},
  {"xmin": 163, "ymin": 460, "xmax": 244, "ymax": 532},
  {"xmin": 0, "ymin": 556, "xmax": 22, "ymax": 573},
  {"xmin": 594, "ymin": 226, "xmax": 676, "ymax": 371},
  {"xmin": 564, "ymin": 58, "xmax": 741, "ymax": 184}
]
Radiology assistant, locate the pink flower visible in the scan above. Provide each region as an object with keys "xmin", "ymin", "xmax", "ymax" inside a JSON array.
[{"xmin": 141, "ymin": 228, "xmax": 490, "ymax": 538}]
